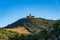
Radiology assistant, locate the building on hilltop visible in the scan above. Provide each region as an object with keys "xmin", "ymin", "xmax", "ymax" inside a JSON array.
[{"xmin": 27, "ymin": 13, "xmax": 35, "ymax": 18}]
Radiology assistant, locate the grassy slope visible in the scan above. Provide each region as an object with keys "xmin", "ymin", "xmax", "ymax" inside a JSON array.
[{"xmin": 6, "ymin": 27, "xmax": 30, "ymax": 34}]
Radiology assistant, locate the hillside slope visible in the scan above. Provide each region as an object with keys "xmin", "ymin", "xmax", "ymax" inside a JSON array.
[
  {"xmin": 4, "ymin": 14, "xmax": 56, "ymax": 33},
  {"xmin": 6, "ymin": 27, "xmax": 30, "ymax": 34}
]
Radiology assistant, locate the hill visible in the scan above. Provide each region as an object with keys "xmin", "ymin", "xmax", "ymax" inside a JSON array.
[{"xmin": 4, "ymin": 14, "xmax": 56, "ymax": 33}]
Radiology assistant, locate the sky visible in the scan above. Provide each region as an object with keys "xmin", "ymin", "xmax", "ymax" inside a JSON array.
[{"xmin": 0, "ymin": 0, "xmax": 60, "ymax": 27}]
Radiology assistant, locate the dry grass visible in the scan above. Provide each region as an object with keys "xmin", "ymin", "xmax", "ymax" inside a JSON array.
[{"xmin": 6, "ymin": 27, "xmax": 30, "ymax": 34}]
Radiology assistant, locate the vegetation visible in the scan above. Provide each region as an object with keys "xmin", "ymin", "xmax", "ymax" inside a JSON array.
[
  {"xmin": 1, "ymin": 17, "xmax": 60, "ymax": 40},
  {"xmin": 0, "ymin": 29, "xmax": 40, "ymax": 40},
  {"xmin": 4, "ymin": 17, "xmax": 55, "ymax": 33}
]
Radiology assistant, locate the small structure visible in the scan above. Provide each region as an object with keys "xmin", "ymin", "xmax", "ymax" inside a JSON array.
[{"xmin": 27, "ymin": 13, "xmax": 35, "ymax": 18}]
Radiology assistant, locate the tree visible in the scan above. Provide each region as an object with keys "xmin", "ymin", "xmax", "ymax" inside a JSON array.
[{"xmin": 53, "ymin": 20, "xmax": 60, "ymax": 36}]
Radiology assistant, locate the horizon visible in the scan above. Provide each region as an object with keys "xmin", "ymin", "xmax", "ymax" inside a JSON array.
[{"xmin": 0, "ymin": 0, "xmax": 60, "ymax": 27}]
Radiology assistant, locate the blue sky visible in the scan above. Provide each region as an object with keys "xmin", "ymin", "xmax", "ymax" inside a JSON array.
[{"xmin": 0, "ymin": 0, "xmax": 60, "ymax": 27}]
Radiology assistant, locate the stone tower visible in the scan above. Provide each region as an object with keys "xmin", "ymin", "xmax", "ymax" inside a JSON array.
[
  {"xmin": 29, "ymin": 13, "xmax": 32, "ymax": 18},
  {"xmin": 27, "ymin": 13, "xmax": 35, "ymax": 18}
]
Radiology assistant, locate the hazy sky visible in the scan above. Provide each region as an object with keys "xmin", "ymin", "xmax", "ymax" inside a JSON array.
[{"xmin": 0, "ymin": 0, "xmax": 60, "ymax": 27}]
